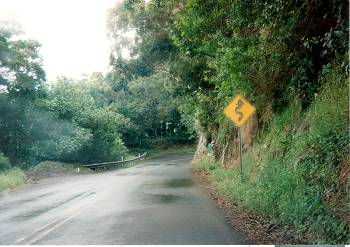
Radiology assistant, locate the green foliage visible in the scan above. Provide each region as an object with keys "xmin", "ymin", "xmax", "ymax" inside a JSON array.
[
  {"xmin": 0, "ymin": 168, "xmax": 26, "ymax": 191},
  {"xmin": 106, "ymin": 1, "xmax": 196, "ymax": 149},
  {"xmin": 172, "ymin": 0, "xmax": 349, "ymax": 120},
  {"xmin": 0, "ymin": 25, "xmax": 47, "ymax": 166},
  {"xmin": 197, "ymin": 63, "xmax": 349, "ymax": 243},
  {"xmin": 0, "ymin": 152, "xmax": 11, "ymax": 172},
  {"xmin": 39, "ymin": 78, "xmax": 129, "ymax": 163},
  {"xmin": 169, "ymin": 1, "xmax": 349, "ymax": 241},
  {"xmin": 0, "ymin": 23, "xmax": 46, "ymax": 100},
  {"xmin": 177, "ymin": 95, "xmax": 197, "ymax": 137},
  {"xmin": 27, "ymin": 109, "xmax": 93, "ymax": 163},
  {"xmin": 109, "ymin": 71, "xmax": 194, "ymax": 148},
  {"xmin": 0, "ymin": 26, "xmax": 129, "ymax": 167}
]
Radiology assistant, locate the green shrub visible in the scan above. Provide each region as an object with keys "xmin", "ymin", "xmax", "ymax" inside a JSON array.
[
  {"xmin": 0, "ymin": 152, "xmax": 11, "ymax": 172},
  {"xmin": 0, "ymin": 168, "xmax": 26, "ymax": 191}
]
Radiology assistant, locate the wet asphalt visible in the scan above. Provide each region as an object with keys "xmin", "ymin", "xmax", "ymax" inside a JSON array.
[{"xmin": 0, "ymin": 153, "xmax": 246, "ymax": 244}]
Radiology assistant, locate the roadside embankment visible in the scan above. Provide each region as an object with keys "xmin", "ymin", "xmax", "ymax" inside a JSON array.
[
  {"xmin": 26, "ymin": 161, "xmax": 92, "ymax": 182},
  {"xmin": 0, "ymin": 160, "xmax": 91, "ymax": 192},
  {"xmin": 191, "ymin": 164, "xmax": 305, "ymax": 244},
  {"xmin": 191, "ymin": 63, "xmax": 349, "ymax": 244}
]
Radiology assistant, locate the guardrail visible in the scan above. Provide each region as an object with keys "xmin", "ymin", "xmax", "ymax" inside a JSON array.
[{"xmin": 83, "ymin": 152, "xmax": 147, "ymax": 170}]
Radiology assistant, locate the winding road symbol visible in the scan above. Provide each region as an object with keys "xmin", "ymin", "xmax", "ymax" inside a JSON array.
[
  {"xmin": 223, "ymin": 95, "xmax": 255, "ymax": 127},
  {"xmin": 234, "ymin": 99, "xmax": 244, "ymax": 122}
]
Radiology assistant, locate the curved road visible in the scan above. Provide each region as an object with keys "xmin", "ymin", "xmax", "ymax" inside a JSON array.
[{"xmin": 0, "ymin": 154, "xmax": 246, "ymax": 244}]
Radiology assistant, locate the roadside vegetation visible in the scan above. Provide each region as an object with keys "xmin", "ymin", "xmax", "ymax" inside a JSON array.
[
  {"xmin": 0, "ymin": 153, "xmax": 26, "ymax": 191},
  {"xmin": 0, "ymin": 168, "xmax": 26, "ymax": 192},
  {"xmin": 195, "ymin": 69, "xmax": 349, "ymax": 243},
  {"xmin": 0, "ymin": 0, "xmax": 348, "ymax": 244},
  {"xmin": 106, "ymin": 0, "xmax": 347, "ymax": 243}
]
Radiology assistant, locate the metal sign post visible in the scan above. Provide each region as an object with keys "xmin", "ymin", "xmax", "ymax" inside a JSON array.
[
  {"xmin": 238, "ymin": 127, "xmax": 243, "ymax": 181},
  {"xmin": 223, "ymin": 95, "xmax": 255, "ymax": 182}
]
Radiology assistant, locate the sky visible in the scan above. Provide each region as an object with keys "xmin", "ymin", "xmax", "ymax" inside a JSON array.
[{"xmin": 0, "ymin": 0, "xmax": 121, "ymax": 82}]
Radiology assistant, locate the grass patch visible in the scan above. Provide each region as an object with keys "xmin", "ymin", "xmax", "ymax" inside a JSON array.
[
  {"xmin": 193, "ymin": 156, "xmax": 219, "ymax": 171},
  {"xmin": 0, "ymin": 168, "xmax": 26, "ymax": 192}
]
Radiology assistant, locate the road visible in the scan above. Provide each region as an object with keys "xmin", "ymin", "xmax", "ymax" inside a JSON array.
[{"xmin": 0, "ymin": 153, "xmax": 246, "ymax": 244}]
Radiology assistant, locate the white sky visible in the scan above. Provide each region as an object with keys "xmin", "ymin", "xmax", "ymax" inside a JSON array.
[{"xmin": 0, "ymin": 0, "xmax": 121, "ymax": 82}]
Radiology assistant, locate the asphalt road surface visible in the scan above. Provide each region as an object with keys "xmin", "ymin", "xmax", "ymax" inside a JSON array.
[{"xmin": 0, "ymin": 153, "xmax": 246, "ymax": 244}]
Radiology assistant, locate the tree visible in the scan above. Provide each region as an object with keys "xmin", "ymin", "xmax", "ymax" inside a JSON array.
[
  {"xmin": 0, "ymin": 23, "xmax": 46, "ymax": 101},
  {"xmin": 0, "ymin": 24, "xmax": 46, "ymax": 166},
  {"xmin": 106, "ymin": 0, "xmax": 195, "ymax": 148},
  {"xmin": 39, "ymin": 78, "xmax": 129, "ymax": 162}
]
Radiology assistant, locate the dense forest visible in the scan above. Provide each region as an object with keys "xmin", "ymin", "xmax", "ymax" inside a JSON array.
[{"xmin": 0, "ymin": 0, "xmax": 349, "ymax": 244}]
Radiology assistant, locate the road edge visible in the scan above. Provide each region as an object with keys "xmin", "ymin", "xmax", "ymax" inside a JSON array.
[{"xmin": 190, "ymin": 167, "xmax": 309, "ymax": 244}]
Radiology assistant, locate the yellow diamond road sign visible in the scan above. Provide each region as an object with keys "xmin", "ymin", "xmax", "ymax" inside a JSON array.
[{"xmin": 224, "ymin": 95, "xmax": 256, "ymax": 128}]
